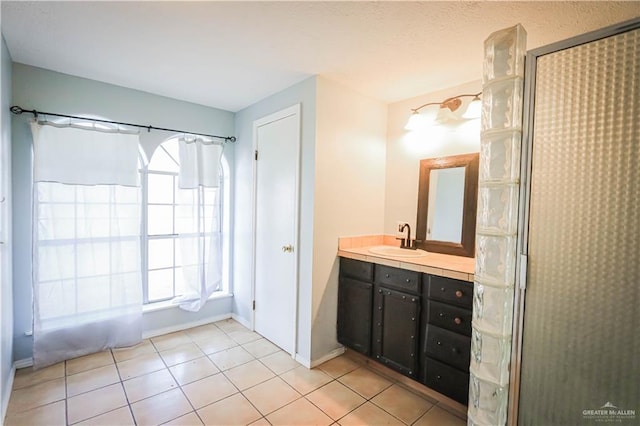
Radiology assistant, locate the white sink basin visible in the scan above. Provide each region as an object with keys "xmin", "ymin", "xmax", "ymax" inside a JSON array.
[{"xmin": 368, "ymin": 245, "xmax": 428, "ymax": 258}]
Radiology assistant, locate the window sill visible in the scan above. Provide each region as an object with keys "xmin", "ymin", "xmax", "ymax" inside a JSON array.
[{"xmin": 142, "ymin": 292, "xmax": 233, "ymax": 314}]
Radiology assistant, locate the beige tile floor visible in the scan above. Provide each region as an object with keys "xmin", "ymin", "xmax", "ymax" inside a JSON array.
[{"xmin": 5, "ymin": 319, "xmax": 466, "ymax": 426}]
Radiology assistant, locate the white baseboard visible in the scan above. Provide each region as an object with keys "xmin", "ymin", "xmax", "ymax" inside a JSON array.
[
  {"xmin": 12, "ymin": 314, "xmax": 235, "ymax": 371},
  {"xmin": 310, "ymin": 346, "xmax": 345, "ymax": 368},
  {"xmin": 13, "ymin": 358, "xmax": 33, "ymax": 369},
  {"xmin": 142, "ymin": 313, "xmax": 232, "ymax": 339},
  {"xmin": 230, "ymin": 313, "xmax": 251, "ymax": 329},
  {"xmin": 2, "ymin": 364, "xmax": 16, "ymax": 424},
  {"xmin": 295, "ymin": 346, "xmax": 346, "ymax": 369},
  {"xmin": 294, "ymin": 354, "xmax": 311, "ymax": 368}
]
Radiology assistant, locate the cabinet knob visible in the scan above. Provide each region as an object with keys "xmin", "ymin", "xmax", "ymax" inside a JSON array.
[
  {"xmin": 387, "ymin": 291, "xmax": 391, "ymax": 295},
  {"xmin": 385, "ymin": 274, "xmax": 390, "ymax": 278},
  {"xmin": 454, "ymin": 317, "xmax": 462, "ymax": 325},
  {"xmin": 440, "ymin": 287, "xmax": 445, "ymax": 292},
  {"xmin": 406, "ymin": 278, "xmax": 410, "ymax": 283},
  {"xmin": 455, "ymin": 290, "xmax": 463, "ymax": 298},
  {"xmin": 436, "ymin": 375, "xmax": 442, "ymax": 380},
  {"xmin": 437, "ymin": 341, "xmax": 442, "ymax": 346},
  {"xmin": 378, "ymin": 289, "xmax": 382, "ymax": 293},
  {"xmin": 439, "ymin": 312, "xmax": 444, "ymax": 318},
  {"xmin": 452, "ymin": 347, "xmax": 459, "ymax": 354},
  {"xmin": 402, "ymin": 296, "xmax": 406, "ymax": 300},
  {"xmin": 411, "ymin": 298, "xmax": 416, "ymax": 302}
]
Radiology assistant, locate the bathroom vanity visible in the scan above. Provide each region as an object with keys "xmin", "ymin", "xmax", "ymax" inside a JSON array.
[{"xmin": 337, "ymin": 244, "xmax": 474, "ymax": 405}]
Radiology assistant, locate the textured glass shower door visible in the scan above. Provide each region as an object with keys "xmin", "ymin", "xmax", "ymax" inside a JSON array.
[{"xmin": 518, "ymin": 25, "xmax": 639, "ymax": 425}]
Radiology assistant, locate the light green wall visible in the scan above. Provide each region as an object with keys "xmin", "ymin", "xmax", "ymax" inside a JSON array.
[
  {"xmin": 233, "ymin": 77, "xmax": 317, "ymax": 363},
  {"xmin": 1, "ymin": 36, "xmax": 14, "ymax": 421},
  {"xmin": 11, "ymin": 63, "xmax": 236, "ymax": 361}
]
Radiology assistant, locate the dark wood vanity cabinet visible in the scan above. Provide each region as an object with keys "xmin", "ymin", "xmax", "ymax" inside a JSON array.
[
  {"xmin": 337, "ymin": 258, "xmax": 374, "ymax": 355},
  {"xmin": 372, "ymin": 265, "xmax": 421, "ymax": 378},
  {"xmin": 422, "ymin": 274, "xmax": 473, "ymax": 405},
  {"xmin": 337, "ymin": 257, "xmax": 473, "ymax": 405}
]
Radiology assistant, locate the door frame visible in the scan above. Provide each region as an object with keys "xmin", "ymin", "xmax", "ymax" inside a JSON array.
[
  {"xmin": 508, "ymin": 17, "xmax": 640, "ymax": 425},
  {"xmin": 250, "ymin": 104, "xmax": 302, "ymax": 356}
]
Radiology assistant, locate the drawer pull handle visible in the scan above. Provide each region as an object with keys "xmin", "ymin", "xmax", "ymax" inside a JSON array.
[
  {"xmin": 454, "ymin": 317, "xmax": 462, "ymax": 325},
  {"xmin": 455, "ymin": 290, "xmax": 463, "ymax": 298}
]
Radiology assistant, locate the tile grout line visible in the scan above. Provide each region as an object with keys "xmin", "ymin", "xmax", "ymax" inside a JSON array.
[
  {"xmin": 64, "ymin": 359, "xmax": 69, "ymax": 426},
  {"xmin": 109, "ymin": 346, "xmax": 139, "ymax": 426},
  {"xmin": 154, "ymin": 329, "xmax": 207, "ymax": 426},
  {"xmin": 8, "ymin": 320, "xmax": 461, "ymax": 426}
]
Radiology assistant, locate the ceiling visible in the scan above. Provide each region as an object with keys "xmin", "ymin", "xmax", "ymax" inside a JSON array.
[{"xmin": 2, "ymin": 1, "xmax": 638, "ymax": 112}]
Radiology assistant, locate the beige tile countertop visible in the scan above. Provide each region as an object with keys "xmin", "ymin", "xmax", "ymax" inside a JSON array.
[{"xmin": 338, "ymin": 235, "xmax": 475, "ymax": 283}]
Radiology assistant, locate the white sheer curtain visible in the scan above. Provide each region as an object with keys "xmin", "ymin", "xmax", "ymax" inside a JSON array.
[
  {"xmin": 172, "ymin": 138, "xmax": 223, "ymax": 311},
  {"xmin": 31, "ymin": 122, "xmax": 142, "ymax": 368}
]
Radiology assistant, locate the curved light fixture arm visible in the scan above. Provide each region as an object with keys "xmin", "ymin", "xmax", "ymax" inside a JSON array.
[{"xmin": 411, "ymin": 92, "xmax": 482, "ymax": 113}]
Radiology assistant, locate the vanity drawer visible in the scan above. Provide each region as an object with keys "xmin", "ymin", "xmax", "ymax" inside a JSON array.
[
  {"xmin": 423, "ymin": 357, "xmax": 469, "ymax": 405},
  {"xmin": 427, "ymin": 300, "xmax": 472, "ymax": 336},
  {"xmin": 340, "ymin": 258, "xmax": 374, "ymax": 282},
  {"xmin": 427, "ymin": 275, "xmax": 473, "ymax": 309},
  {"xmin": 375, "ymin": 265, "xmax": 421, "ymax": 295},
  {"xmin": 424, "ymin": 325, "xmax": 471, "ymax": 372}
]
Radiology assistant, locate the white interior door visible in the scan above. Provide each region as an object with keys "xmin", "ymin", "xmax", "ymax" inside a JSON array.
[{"xmin": 253, "ymin": 105, "xmax": 300, "ymax": 355}]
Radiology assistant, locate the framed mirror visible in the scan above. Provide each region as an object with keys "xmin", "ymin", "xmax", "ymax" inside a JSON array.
[{"xmin": 416, "ymin": 153, "xmax": 479, "ymax": 257}]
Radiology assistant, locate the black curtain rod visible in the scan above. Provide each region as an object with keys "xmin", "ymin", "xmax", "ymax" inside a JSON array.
[{"xmin": 10, "ymin": 106, "xmax": 237, "ymax": 143}]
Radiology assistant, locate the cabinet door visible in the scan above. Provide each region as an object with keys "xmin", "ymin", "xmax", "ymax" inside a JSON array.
[
  {"xmin": 337, "ymin": 277, "xmax": 373, "ymax": 355},
  {"xmin": 424, "ymin": 357, "xmax": 469, "ymax": 405},
  {"xmin": 424, "ymin": 325, "xmax": 471, "ymax": 371},
  {"xmin": 373, "ymin": 286, "xmax": 420, "ymax": 378},
  {"xmin": 340, "ymin": 258, "xmax": 374, "ymax": 282}
]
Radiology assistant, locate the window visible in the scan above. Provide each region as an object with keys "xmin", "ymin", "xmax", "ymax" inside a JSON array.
[{"xmin": 142, "ymin": 137, "xmax": 226, "ymax": 304}]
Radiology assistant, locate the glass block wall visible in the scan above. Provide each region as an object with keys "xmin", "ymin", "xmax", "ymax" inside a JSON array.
[{"xmin": 468, "ymin": 24, "xmax": 527, "ymax": 426}]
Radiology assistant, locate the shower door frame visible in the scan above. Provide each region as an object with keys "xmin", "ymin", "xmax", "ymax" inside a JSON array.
[{"xmin": 508, "ymin": 17, "xmax": 640, "ymax": 426}]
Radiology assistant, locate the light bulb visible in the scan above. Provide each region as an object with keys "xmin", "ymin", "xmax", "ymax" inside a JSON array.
[
  {"xmin": 405, "ymin": 111, "xmax": 425, "ymax": 131},
  {"xmin": 462, "ymin": 97, "xmax": 482, "ymax": 119}
]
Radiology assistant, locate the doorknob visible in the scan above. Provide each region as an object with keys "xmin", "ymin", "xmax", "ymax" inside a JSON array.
[{"xmin": 282, "ymin": 244, "xmax": 294, "ymax": 253}]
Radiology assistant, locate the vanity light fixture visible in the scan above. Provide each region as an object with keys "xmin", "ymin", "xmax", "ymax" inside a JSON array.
[
  {"xmin": 462, "ymin": 93, "xmax": 482, "ymax": 119},
  {"xmin": 405, "ymin": 92, "xmax": 482, "ymax": 130}
]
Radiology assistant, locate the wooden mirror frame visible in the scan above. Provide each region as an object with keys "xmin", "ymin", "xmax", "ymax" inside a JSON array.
[{"xmin": 416, "ymin": 153, "xmax": 479, "ymax": 257}]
